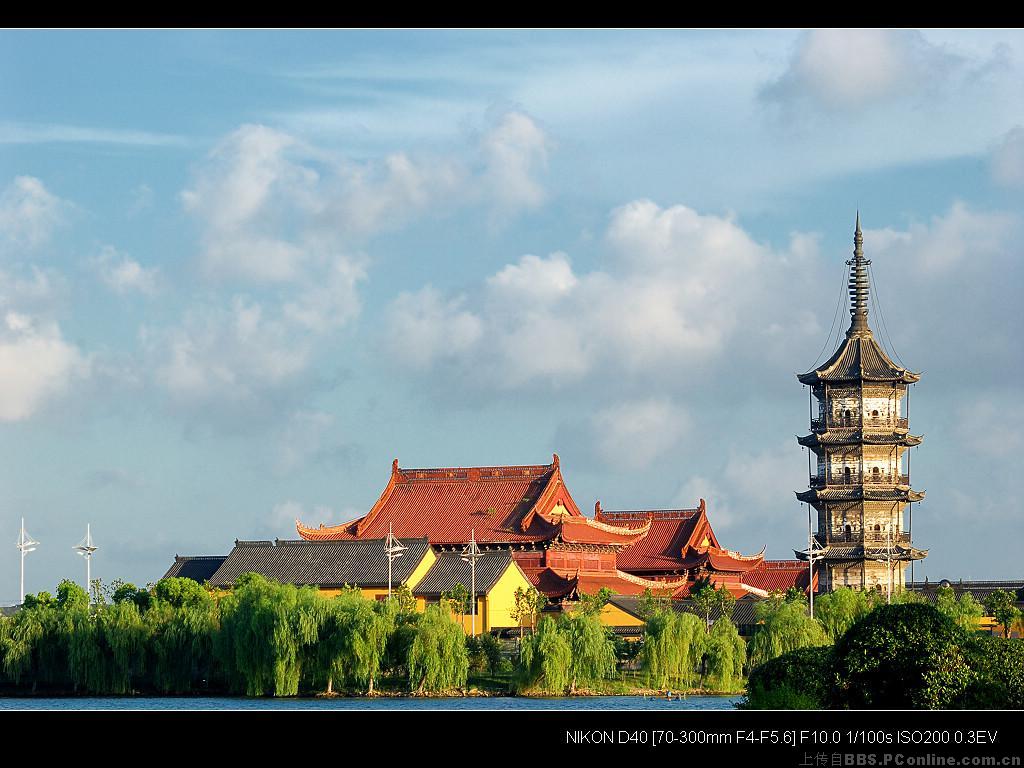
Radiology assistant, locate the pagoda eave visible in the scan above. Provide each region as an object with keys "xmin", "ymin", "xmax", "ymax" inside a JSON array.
[{"xmin": 797, "ymin": 432, "xmax": 923, "ymax": 449}]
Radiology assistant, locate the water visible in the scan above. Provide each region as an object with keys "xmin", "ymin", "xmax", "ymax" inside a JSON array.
[{"xmin": 0, "ymin": 695, "xmax": 741, "ymax": 710}]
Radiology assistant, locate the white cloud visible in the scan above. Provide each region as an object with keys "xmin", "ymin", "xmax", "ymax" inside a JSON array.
[
  {"xmin": 146, "ymin": 296, "xmax": 312, "ymax": 419},
  {"xmin": 991, "ymin": 125, "xmax": 1024, "ymax": 186},
  {"xmin": 590, "ymin": 398, "xmax": 691, "ymax": 470},
  {"xmin": 0, "ymin": 311, "xmax": 88, "ymax": 421},
  {"xmin": 760, "ymin": 30, "xmax": 963, "ymax": 113},
  {"xmin": 383, "ymin": 201, "xmax": 823, "ymax": 393},
  {"xmin": 866, "ymin": 201, "xmax": 1018, "ymax": 275},
  {"xmin": 182, "ymin": 113, "xmax": 550, "ymax": 285},
  {"xmin": 479, "ymin": 110, "xmax": 551, "ymax": 213},
  {"xmin": 385, "ymin": 286, "xmax": 483, "ymax": 370},
  {"xmin": 0, "ymin": 176, "xmax": 69, "ymax": 249},
  {"xmin": 0, "ymin": 121, "xmax": 185, "ymax": 147},
  {"xmin": 91, "ymin": 246, "xmax": 160, "ymax": 296}
]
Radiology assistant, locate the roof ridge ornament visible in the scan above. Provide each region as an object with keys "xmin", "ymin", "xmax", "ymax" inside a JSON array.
[{"xmin": 846, "ymin": 211, "xmax": 872, "ymax": 337}]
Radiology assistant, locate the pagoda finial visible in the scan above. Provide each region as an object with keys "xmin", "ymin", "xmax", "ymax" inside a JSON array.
[{"xmin": 847, "ymin": 212, "xmax": 871, "ymax": 335}]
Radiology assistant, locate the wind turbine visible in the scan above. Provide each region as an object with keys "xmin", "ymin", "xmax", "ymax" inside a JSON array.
[
  {"xmin": 16, "ymin": 518, "xmax": 39, "ymax": 605},
  {"xmin": 73, "ymin": 524, "xmax": 98, "ymax": 602}
]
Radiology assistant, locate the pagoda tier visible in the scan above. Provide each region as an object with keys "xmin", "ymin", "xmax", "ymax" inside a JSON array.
[
  {"xmin": 797, "ymin": 542, "xmax": 927, "ymax": 564},
  {"xmin": 797, "ymin": 431, "xmax": 922, "ymax": 449},
  {"xmin": 796, "ymin": 486, "xmax": 925, "ymax": 504},
  {"xmin": 795, "ymin": 215, "xmax": 926, "ymax": 593}
]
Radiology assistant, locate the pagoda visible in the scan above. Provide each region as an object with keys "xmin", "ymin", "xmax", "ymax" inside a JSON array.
[{"xmin": 795, "ymin": 215, "xmax": 927, "ymax": 592}]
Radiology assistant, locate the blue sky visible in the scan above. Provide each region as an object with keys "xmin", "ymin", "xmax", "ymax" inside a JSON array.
[{"xmin": 1, "ymin": 29, "xmax": 1022, "ymax": 601}]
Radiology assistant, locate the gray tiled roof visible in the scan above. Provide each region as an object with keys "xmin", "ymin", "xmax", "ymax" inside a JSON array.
[
  {"xmin": 909, "ymin": 580, "xmax": 1024, "ymax": 604},
  {"xmin": 413, "ymin": 550, "xmax": 518, "ymax": 597},
  {"xmin": 798, "ymin": 333, "xmax": 919, "ymax": 385},
  {"xmin": 608, "ymin": 595, "xmax": 760, "ymax": 631},
  {"xmin": 163, "ymin": 555, "xmax": 228, "ymax": 582},
  {"xmin": 208, "ymin": 537, "xmax": 432, "ymax": 589}
]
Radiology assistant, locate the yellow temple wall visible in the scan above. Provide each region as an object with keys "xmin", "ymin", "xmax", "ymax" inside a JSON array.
[
  {"xmin": 483, "ymin": 562, "xmax": 534, "ymax": 630},
  {"xmin": 599, "ymin": 603, "xmax": 644, "ymax": 628}
]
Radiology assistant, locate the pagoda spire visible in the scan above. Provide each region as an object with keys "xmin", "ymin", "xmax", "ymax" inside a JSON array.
[{"xmin": 847, "ymin": 211, "xmax": 871, "ymax": 335}]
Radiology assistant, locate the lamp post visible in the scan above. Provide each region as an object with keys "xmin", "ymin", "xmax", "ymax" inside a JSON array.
[
  {"xmin": 799, "ymin": 504, "xmax": 824, "ymax": 618},
  {"xmin": 73, "ymin": 524, "xmax": 98, "ymax": 602},
  {"xmin": 462, "ymin": 529, "xmax": 481, "ymax": 637},
  {"xmin": 384, "ymin": 522, "xmax": 406, "ymax": 600},
  {"xmin": 16, "ymin": 518, "xmax": 39, "ymax": 605}
]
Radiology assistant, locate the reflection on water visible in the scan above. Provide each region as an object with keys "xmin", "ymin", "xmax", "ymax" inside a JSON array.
[{"xmin": 0, "ymin": 695, "xmax": 741, "ymax": 711}]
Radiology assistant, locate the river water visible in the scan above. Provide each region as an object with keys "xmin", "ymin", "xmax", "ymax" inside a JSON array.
[{"xmin": 0, "ymin": 694, "xmax": 741, "ymax": 710}]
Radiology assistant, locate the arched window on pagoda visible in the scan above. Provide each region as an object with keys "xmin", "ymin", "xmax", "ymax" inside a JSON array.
[
  {"xmin": 871, "ymin": 466, "xmax": 881, "ymax": 482},
  {"xmin": 844, "ymin": 524, "xmax": 852, "ymax": 541},
  {"xmin": 844, "ymin": 466, "xmax": 852, "ymax": 484},
  {"xmin": 843, "ymin": 409, "xmax": 852, "ymax": 426}
]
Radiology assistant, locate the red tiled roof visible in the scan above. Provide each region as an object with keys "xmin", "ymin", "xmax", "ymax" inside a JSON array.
[
  {"xmin": 742, "ymin": 559, "xmax": 817, "ymax": 594},
  {"xmin": 701, "ymin": 545, "xmax": 766, "ymax": 573},
  {"xmin": 297, "ymin": 455, "xmax": 653, "ymax": 548},
  {"xmin": 556, "ymin": 515, "xmax": 650, "ymax": 546},
  {"xmin": 599, "ymin": 501, "xmax": 722, "ymax": 573}
]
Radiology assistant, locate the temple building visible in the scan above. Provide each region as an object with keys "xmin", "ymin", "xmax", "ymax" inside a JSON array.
[
  {"xmin": 294, "ymin": 455, "xmax": 791, "ymax": 606},
  {"xmin": 796, "ymin": 215, "xmax": 927, "ymax": 591}
]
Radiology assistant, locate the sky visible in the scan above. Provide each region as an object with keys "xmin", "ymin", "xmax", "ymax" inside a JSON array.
[{"xmin": 0, "ymin": 29, "xmax": 1022, "ymax": 602}]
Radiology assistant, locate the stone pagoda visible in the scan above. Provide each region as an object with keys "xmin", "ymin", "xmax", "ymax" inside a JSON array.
[{"xmin": 796, "ymin": 215, "xmax": 926, "ymax": 593}]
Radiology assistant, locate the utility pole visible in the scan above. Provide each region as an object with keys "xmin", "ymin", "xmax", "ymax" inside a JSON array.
[
  {"xmin": 384, "ymin": 522, "xmax": 406, "ymax": 600},
  {"xmin": 16, "ymin": 518, "xmax": 39, "ymax": 605},
  {"xmin": 462, "ymin": 529, "xmax": 481, "ymax": 637}
]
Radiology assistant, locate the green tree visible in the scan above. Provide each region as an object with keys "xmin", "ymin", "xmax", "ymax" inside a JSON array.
[
  {"xmin": 935, "ymin": 585, "xmax": 985, "ymax": 633},
  {"xmin": 640, "ymin": 607, "xmax": 705, "ymax": 690},
  {"xmin": 561, "ymin": 602, "xmax": 616, "ymax": 694},
  {"xmin": 407, "ymin": 604, "xmax": 468, "ymax": 694},
  {"xmin": 333, "ymin": 589, "xmax": 395, "ymax": 695},
  {"xmin": 744, "ymin": 645, "xmax": 835, "ymax": 709},
  {"xmin": 515, "ymin": 615, "xmax": 571, "ymax": 694},
  {"xmin": 442, "ymin": 582, "xmax": 470, "ymax": 626},
  {"xmin": 984, "ymin": 590, "xmax": 1021, "ymax": 640},
  {"xmin": 749, "ymin": 596, "xmax": 828, "ymax": 667},
  {"xmin": 703, "ymin": 616, "xmax": 746, "ymax": 692},
  {"xmin": 813, "ymin": 587, "xmax": 878, "ymax": 642},
  {"xmin": 511, "ymin": 585, "xmax": 547, "ymax": 639},
  {"xmin": 690, "ymin": 578, "xmax": 733, "ymax": 630},
  {"xmin": 833, "ymin": 603, "xmax": 972, "ymax": 709}
]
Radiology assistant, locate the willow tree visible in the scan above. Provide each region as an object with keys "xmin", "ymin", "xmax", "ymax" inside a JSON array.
[
  {"xmin": 97, "ymin": 600, "xmax": 150, "ymax": 694},
  {"xmin": 148, "ymin": 577, "xmax": 219, "ymax": 693},
  {"xmin": 641, "ymin": 609, "xmax": 705, "ymax": 690},
  {"xmin": 215, "ymin": 574, "xmax": 327, "ymax": 697},
  {"xmin": 1, "ymin": 591, "xmax": 63, "ymax": 689},
  {"xmin": 813, "ymin": 587, "xmax": 877, "ymax": 642},
  {"xmin": 703, "ymin": 616, "xmax": 746, "ymax": 692},
  {"xmin": 515, "ymin": 615, "xmax": 571, "ymax": 694},
  {"xmin": 749, "ymin": 596, "xmax": 828, "ymax": 667},
  {"xmin": 936, "ymin": 585, "xmax": 985, "ymax": 633},
  {"xmin": 561, "ymin": 606, "xmax": 616, "ymax": 694},
  {"xmin": 329, "ymin": 589, "xmax": 395, "ymax": 695},
  {"xmin": 407, "ymin": 604, "xmax": 468, "ymax": 694}
]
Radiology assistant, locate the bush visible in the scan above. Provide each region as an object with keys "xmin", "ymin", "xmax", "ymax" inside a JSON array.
[
  {"xmin": 833, "ymin": 603, "xmax": 971, "ymax": 709},
  {"xmin": 744, "ymin": 645, "xmax": 835, "ymax": 709},
  {"xmin": 959, "ymin": 636, "xmax": 1024, "ymax": 709}
]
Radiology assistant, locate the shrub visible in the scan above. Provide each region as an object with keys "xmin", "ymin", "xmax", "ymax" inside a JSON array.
[
  {"xmin": 744, "ymin": 645, "xmax": 836, "ymax": 709},
  {"xmin": 833, "ymin": 603, "xmax": 971, "ymax": 709}
]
